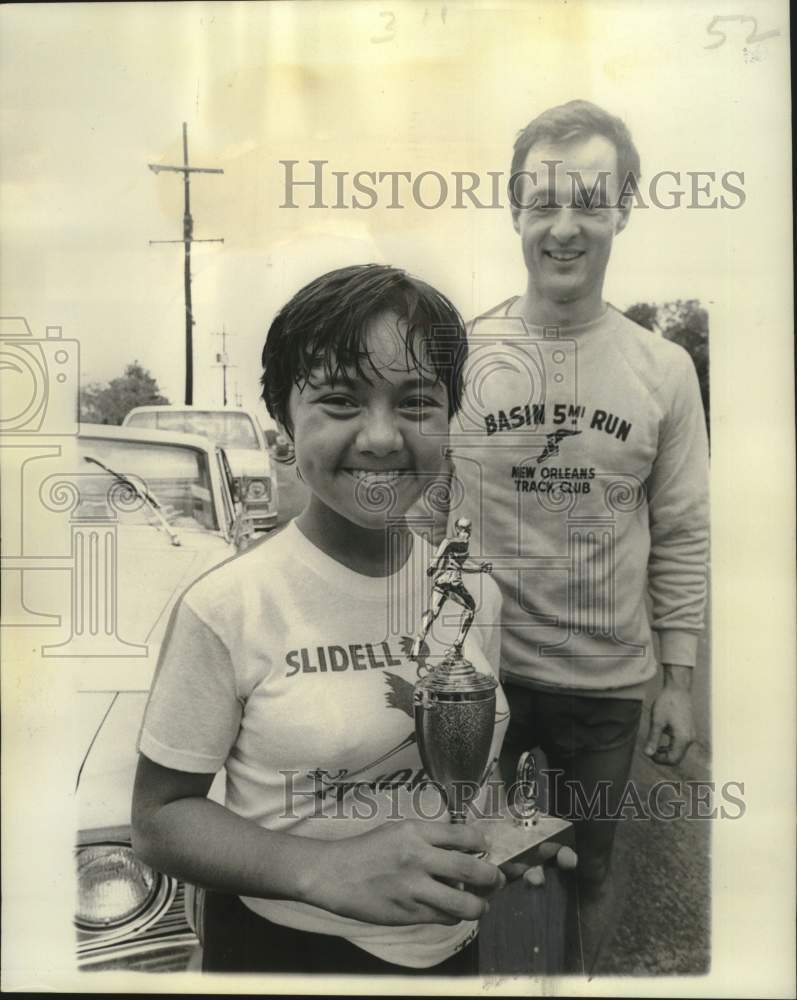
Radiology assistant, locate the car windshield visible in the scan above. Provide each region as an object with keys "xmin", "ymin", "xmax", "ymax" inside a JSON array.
[
  {"xmin": 128, "ymin": 411, "xmax": 260, "ymax": 450},
  {"xmin": 77, "ymin": 437, "xmax": 218, "ymax": 532}
]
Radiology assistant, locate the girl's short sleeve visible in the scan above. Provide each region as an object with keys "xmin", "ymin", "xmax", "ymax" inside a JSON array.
[{"xmin": 137, "ymin": 597, "xmax": 242, "ymax": 773}]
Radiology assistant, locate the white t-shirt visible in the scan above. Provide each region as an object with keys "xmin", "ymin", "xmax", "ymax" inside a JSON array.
[{"xmin": 139, "ymin": 521, "xmax": 507, "ymax": 968}]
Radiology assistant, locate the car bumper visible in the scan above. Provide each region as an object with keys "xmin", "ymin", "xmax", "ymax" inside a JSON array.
[
  {"xmin": 243, "ymin": 499, "xmax": 279, "ymax": 531},
  {"xmin": 77, "ymin": 879, "xmax": 198, "ymax": 973},
  {"xmin": 247, "ymin": 509, "xmax": 278, "ymax": 531}
]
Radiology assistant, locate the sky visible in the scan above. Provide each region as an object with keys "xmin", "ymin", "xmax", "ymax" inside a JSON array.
[{"xmin": 2, "ymin": 0, "xmax": 787, "ymax": 410}]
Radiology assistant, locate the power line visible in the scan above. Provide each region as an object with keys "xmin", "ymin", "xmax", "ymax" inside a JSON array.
[{"xmin": 148, "ymin": 123, "xmax": 224, "ymax": 405}]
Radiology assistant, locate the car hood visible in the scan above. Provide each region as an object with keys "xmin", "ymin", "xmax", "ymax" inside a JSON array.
[
  {"xmin": 76, "ymin": 691, "xmax": 148, "ymax": 832},
  {"xmin": 225, "ymin": 448, "xmax": 272, "ymax": 478},
  {"xmin": 75, "ymin": 526, "xmax": 232, "ymax": 835},
  {"xmin": 112, "ymin": 526, "xmax": 233, "ymax": 660},
  {"xmin": 76, "ymin": 691, "xmax": 226, "ymax": 834}
]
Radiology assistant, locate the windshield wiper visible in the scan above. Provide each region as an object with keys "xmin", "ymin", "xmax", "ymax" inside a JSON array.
[{"xmin": 83, "ymin": 455, "xmax": 181, "ymax": 546}]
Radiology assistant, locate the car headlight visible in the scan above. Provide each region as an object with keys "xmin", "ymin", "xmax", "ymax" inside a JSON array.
[
  {"xmin": 76, "ymin": 844, "xmax": 167, "ymax": 932},
  {"xmin": 244, "ymin": 478, "xmax": 270, "ymax": 502}
]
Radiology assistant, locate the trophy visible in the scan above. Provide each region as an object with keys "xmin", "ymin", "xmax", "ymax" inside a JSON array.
[
  {"xmin": 414, "ymin": 648, "xmax": 497, "ymax": 825},
  {"xmin": 411, "ymin": 518, "xmax": 571, "ymax": 866}
]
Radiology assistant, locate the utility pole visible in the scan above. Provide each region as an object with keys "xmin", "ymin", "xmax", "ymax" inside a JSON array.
[
  {"xmin": 148, "ymin": 123, "xmax": 224, "ymax": 405},
  {"xmin": 212, "ymin": 325, "xmax": 237, "ymax": 407}
]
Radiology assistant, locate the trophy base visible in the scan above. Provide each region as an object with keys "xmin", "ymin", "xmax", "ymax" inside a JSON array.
[{"xmin": 473, "ymin": 811, "xmax": 574, "ymax": 868}]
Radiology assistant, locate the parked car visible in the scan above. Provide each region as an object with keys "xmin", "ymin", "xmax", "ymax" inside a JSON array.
[
  {"xmin": 257, "ymin": 412, "xmax": 279, "ymax": 449},
  {"xmin": 123, "ymin": 406, "xmax": 278, "ymax": 532},
  {"xmin": 272, "ymin": 432, "xmax": 295, "ymax": 463},
  {"xmin": 73, "ymin": 424, "xmax": 250, "ymax": 971}
]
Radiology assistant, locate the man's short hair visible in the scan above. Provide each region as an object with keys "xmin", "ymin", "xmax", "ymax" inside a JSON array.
[
  {"xmin": 260, "ymin": 263, "xmax": 467, "ymax": 437},
  {"xmin": 509, "ymin": 99, "xmax": 641, "ymax": 207}
]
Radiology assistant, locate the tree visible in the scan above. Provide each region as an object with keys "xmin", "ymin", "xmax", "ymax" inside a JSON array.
[
  {"xmin": 624, "ymin": 299, "xmax": 710, "ymax": 436},
  {"xmin": 623, "ymin": 302, "xmax": 659, "ymax": 333},
  {"xmin": 80, "ymin": 361, "xmax": 170, "ymax": 425}
]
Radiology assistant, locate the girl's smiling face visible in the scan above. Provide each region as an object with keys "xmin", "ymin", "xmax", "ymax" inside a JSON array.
[{"xmin": 288, "ymin": 311, "xmax": 450, "ymax": 538}]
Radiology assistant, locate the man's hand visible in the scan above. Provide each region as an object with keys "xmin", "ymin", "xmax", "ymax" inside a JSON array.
[
  {"xmin": 481, "ymin": 562, "xmax": 493, "ymax": 574},
  {"xmin": 501, "ymin": 841, "xmax": 578, "ymax": 888},
  {"xmin": 315, "ymin": 820, "xmax": 506, "ymax": 926},
  {"xmin": 644, "ymin": 664, "xmax": 696, "ymax": 765}
]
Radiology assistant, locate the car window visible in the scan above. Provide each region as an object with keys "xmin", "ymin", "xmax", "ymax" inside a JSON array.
[
  {"xmin": 77, "ymin": 437, "xmax": 219, "ymax": 532},
  {"xmin": 125, "ymin": 412, "xmax": 157, "ymax": 429},
  {"xmin": 150, "ymin": 411, "xmax": 193, "ymax": 435},
  {"xmin": 146, "ymin": 411, "xmax": 260, "ymax": 451}
]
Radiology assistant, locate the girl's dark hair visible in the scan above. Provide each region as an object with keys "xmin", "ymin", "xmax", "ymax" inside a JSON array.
[{"xmin": 260, "ymin": 264, "xmax": 467, "ymax": 437}]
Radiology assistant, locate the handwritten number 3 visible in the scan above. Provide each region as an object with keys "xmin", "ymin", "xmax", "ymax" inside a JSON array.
[
  {"xmin": 372, "ymin": 11, "xmax": 396, "ymax": 43},
  {"xmin": 704, "ymin": 15, "xmax": 780, "ymax": 49}
]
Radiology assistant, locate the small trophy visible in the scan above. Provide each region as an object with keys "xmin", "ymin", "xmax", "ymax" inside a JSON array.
[{"xmin": 411, "ymin": 518, "xmax": 571, "ymax": 866}]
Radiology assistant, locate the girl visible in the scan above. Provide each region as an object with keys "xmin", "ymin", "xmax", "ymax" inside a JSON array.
[{"xmin": 132, "ymin": 264, "xmax": 509, "ymax": 975}]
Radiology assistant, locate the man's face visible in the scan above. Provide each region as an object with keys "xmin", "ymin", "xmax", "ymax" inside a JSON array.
[{"xmin": 511, "ymin": 134, "xmax": 629, "ymax": 315}]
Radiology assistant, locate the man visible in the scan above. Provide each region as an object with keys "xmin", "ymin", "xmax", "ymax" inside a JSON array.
[{"xmin": 446, "ymin": 100, "xmax": 710, "ymax": 970}]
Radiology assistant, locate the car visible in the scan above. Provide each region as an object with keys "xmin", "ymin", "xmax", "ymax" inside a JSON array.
[
  {"xmin": 272, "ymin": 432, "xmax": 295, "ymax": 463},
  {"xmin": 123, "ymin": 406, "xmax": 279, "ymax": 533},
  {"xmin": 72, "ymin": 424, "xmax": 252, "ymax": 972},
  {"xmin": 257, "ymin": 412, "xmax": 279, "ymax": 449}
]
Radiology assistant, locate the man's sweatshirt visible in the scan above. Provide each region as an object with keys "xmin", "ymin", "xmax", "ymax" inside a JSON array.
[{"xmin": 446, "ymin": 300, "xmax": 710, "ymax": 699}]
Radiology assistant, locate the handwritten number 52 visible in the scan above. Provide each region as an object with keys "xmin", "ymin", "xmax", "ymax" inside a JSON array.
[{"xmin": 704, "ymin": 15, "xmax": 780, "ymax": 49}]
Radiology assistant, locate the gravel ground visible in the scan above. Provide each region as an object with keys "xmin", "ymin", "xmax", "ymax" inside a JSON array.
[
  {"xmin": 594, "ymin": 739, "xmax": 711, "ymax": 975},
  {"xmin": 593, "ymin": 617, "xmax": 712, "ymax": 976}
]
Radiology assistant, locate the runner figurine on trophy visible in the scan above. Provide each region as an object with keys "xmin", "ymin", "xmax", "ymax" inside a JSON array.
[{"xmin": 411, "ymin": 517, "xmax": 490, "ymax": 662}]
